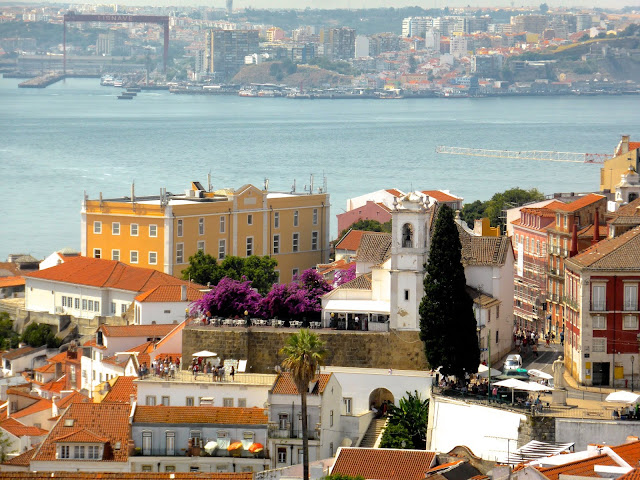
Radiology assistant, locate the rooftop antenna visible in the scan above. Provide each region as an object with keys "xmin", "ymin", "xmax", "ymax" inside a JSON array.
[
  {"xmin": 309, "ymin": 174, "xmax": 314, "ymax": 195},
  {"xmin": 207, "ymin": 171, "xmax": 212, "ymax": 192},
  {"xmin": 99, "ymin": 192, "xmax": 103, "ymax": 208},
  {"xmin": 131, "ymin": 181, "xmax": 135, "ymax": 206},
  {"xmin": 291, "ymin": 179, "xmax": 296, "ymax": 193},
  {"xmin": 264, "ymin": 178, "xmax": 269, "ymax": 191}
]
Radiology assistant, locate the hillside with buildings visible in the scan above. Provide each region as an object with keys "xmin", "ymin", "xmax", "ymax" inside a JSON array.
[{"xmin": 232, "ymin": 62, "xmax": 352, "ymax": 87}]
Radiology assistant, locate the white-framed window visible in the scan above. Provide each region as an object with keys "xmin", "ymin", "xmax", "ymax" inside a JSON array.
[
  {"xmin": 190, "ymin": 430, "xmax": 202, "ymax": 447},
  {"xmin": 592, "ymin": 337, "xmax": 606, "ymax": 353},
  {"xmin": 343, "ymin": 397, "xmax": 352, "ymax": 415},
  {"xmin": 142, "ymin": 431, "xmax": 152, "ymax": 455},
  {"xmin": 93, "ymin": 221, "xmax": 102, "ymax": 234},
  {"xmin": 220, "ymin": 216, "xmax": 226, "ymax": 233},
  {"xmin": 277, "ymin": 447, "xmax": 287, "ymax": 464},
  {"xmin": 292, "ymin": 233, "xmax": 299, "ymax": 252},
  {"xmin": 246, "ymin": 237, "xmax": 253, "ymax": 256},
  {"xmin": 131, "ymin": 223, "xmax": 139, "ymax": 236},
  {"xmin": 111, "ymin": 302, "xmax": 116, "ymax": 315},
  {"xmin": 623, "ymin": 315, "xmax": 638, "ymax": 330},
  {"xmin": 592, "ymin": 315, "xmax": 606, "ymax": 329},
  {"xmin": 149, "ymin": 252, "xmax": 157, "ymax": 265},
  {"xmin": 87, "ymin": 445, "xmax": 101, "ymax": 459},
  {"xmin": 243, "ymin": 431, "xmax": 254, "ymax": 443},
  {"xmin": 88, "ymin": 300, "xmax": 94, "ymax": 311},
  {"xmin": 176, "ymin": 219, "xmax": 183, "ymax": 237},
  {"xmin": 130, "ymin": 250, "xmax": 138, "ymax": 264},
  {"xmin": 273, "ymin": 234, "xmax": 280, "ymax": 254},
  {"xmin": 238, "ymin": 398, "xmax": 247, "ymax": 407},
  {"xmin": 278, "ymin": 413, "xmax": 288, "ymax": 430},
  {"xmin": 149, "ymin": 224, "xmax": 157, "ymax": 237},
  {"xmin": 592, "ymin": 284, "xmax": 606, "ymax": 311},
  {"xmin": 60, "ymin": 445, "xmax": 70, "ymax": 459},
  {"xmin": 93, "ymin": 248, "xmax": 101, "ymax": 259},
  {"xmin": 74, "ymin": 298, "xmax": 80, "ymax": 309},
  {"xmin": 94, "ymin": 301, "xmax": 100, "ymax": 312},
  {"xmin": 311, "ymin": 231, "xmax": 319, "ymax": 251},
  {"xmin": 274, "ymin": 212, "xmax": 280, "ymax": 228},
  {"xmin": 112, "ymin": 249, "xmax": 120, "ymax": 261},
  {"xmin": 313, "ymin": 208, "xmax": 318, "ymax": 225},
  {"xmin": 218, "ymin": 239, "xmax": 226, "ymax": 260},
  {"xmin": 293, "ymin": 210, "xmax": 299, "ymax": 227},
  {"xmin": 186, "ymin": 397, "xmax": 194, "ymax": 406},
  {"xmin": 564, "ymin": 215, "xmax": 568, "ymax": 228},
  {"xmin": 176, "ymin": 243, "xmax": 184, "ymax": 264},
  {"xmin": 624, "ymin": 284, "xmax": 638, "ymax": 311},
  {"xmin": 162, "ymin": 396, "xmax": 170, "ymax": 406},
  {"xmin": 198, "ymin": 217, "xmax": 204, "ymax": 235},
  {"xmin": 197, "ymin": 241, "xmax": 205, "ymax": 252},
  {"xmin": 292, "ymin": 268, "xmax": 299, "ymax": 278},
  {"xmin": 121, "ymin": 303, "xmax": 128, "ymax": 314},
  {"xmin": 82, "ymin": 299, "xmax": 87, "ymax": 310},
  {"xmin": 166, "ymin": 431, "xmax": 175, "ymax": 456},
  {"xmin": 247, "ymin": 214, "xmax": 253, "ymax": 225},
  {"xmin": 112, "ymin": 222, "xmax": 120, "ymax": 235},
  {"xmin": 74, "ymin": 445, "xmax": 84, "ymax": 459},
  {"xmin": 145, "ymin": 396, "xmax": 156, "ymax": 406},
  {"xmin": 223, "ymin": 398, "xmax": 234, "ymax": 407}
]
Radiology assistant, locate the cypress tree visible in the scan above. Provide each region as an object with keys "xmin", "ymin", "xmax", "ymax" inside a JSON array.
[{"xmin": 419, "ymin": 204, "xmax": 479, "ymax": 379}]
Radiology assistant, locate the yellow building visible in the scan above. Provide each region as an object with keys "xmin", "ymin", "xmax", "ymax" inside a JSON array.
[
  {"xmin": 82, "ymin": 182, "xmax": 330, "ymax": 284},
  {"xmin": 600, "ymin": 135, "xmax": 640, "ymax": 192}
]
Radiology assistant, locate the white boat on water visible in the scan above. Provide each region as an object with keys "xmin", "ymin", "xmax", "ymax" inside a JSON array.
[
  {"xmin": 100, "ymin": 75, "xmax": 114, "ymax": 86},
  {"xmin": 238, "ymin": 89, "xmax": 257, "ymax": 97},
  {"xmin": 113, "ymin": 79, "xmax": 124, "ymax": 88}
]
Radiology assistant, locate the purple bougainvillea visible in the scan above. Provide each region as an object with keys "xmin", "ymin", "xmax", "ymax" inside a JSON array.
[{"xmin": 334, "ymin": 263, "xmax": 356, "ymax": 287}]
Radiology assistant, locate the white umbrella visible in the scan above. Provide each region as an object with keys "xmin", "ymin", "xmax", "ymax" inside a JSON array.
[
  {"xmin": 528, "ymin": 369, "xmax": 553, "ymax": 380},
  {"xmin": 477, "ymin": 366, "xmax": 502, "ymax": 378},
  {"xmin": 523, "ymin": 382, "xmax": 553, "ymax": 392},
  {"xmin": 494, "ymin": 378, "xmax": 529, "ymax": 403},
  {"xmin": 193, "ymin": 350, "xmax": 217, "ymax": 357},
  {"xmin": 204, "ymin": 441, "xmax": 218, "ymax": 454},
  {"xmin": 605, "ymin": 391, "xmax": 640, "ymax": 404}
]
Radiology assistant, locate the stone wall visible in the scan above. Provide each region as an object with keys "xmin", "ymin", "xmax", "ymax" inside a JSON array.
[
  {"xmin": 182, "ymin": 328, "xmax": 429, "ymax": 373},
  {"xmin": 518, "ymin": 415, "xmax": 555, "ymax": 446}
]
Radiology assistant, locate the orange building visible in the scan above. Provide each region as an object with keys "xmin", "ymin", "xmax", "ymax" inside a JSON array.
[{"xmin": 82, "ymin": 182, "xmax": 330, "ymax": 284}]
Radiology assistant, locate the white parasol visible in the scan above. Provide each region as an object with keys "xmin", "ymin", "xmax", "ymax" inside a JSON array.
[
  {"xmin": 605, "ymin": 391, "xmax": 640, "ymax": 404},
  {"xmin": 192, "ymin": 350, "xmax": 217, "ymax": 357},
  {"xmin": 528, "ymin": 369, "xmax": 553, "ymax": 380}
]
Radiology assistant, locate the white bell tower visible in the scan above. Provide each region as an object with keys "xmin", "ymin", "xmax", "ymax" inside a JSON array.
[{"xmin": 389, "ymin": 192, "xmax": 432, "ymax": 331}]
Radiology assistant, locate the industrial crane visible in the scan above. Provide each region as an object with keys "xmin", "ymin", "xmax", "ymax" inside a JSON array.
[{"xmin": 435, "ymin": 146, "xmax": 613, "ymax": 164}]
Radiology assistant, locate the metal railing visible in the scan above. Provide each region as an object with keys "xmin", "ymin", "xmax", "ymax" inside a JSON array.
[
  {"xmin": 135, "ymin": 448, "xmax": 267, "ymax": 458},
  {"xmin": 268, "ymin": 426, "xmax": 319, "ymax": 440}
]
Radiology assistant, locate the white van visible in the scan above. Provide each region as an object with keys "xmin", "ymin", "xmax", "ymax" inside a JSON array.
[{"xmin": 504, "ymin": 354, "xmax": 523, "ymax": 371}]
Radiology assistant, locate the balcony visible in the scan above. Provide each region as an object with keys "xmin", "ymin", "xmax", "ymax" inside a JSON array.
[
  {"xmin": 561, "ymin": 296, "xmax": 579, "ymax": 311},
  {"xmin": 548, "ymin": 293, "xmax": 560, "ymax": 303},
  {"xmin": 590, "ymin": 302, "xmax": 607, "ymax": 312},
  {"xmin": 135, "ymin": 447, "xmax": 268, "ymax": 459},
  {"xmin": 624, "ymin": 302, "xmax": 639, "ymax": 312},
  {"xmin": 268, "ymin": 424, "xmax": 319, "ymax": 440},
  {"xmin": 548, "ymin": 268, "xmax": 563, "ymax": 279}
]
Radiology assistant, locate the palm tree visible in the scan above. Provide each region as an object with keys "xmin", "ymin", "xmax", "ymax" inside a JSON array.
[{"xmin": 280, "ymin": 329, "xmax": 327, "ymax": 480}]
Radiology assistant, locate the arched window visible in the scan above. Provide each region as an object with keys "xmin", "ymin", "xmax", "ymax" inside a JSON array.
[
  {"xmin": 402, "ymin": 223, "xmax": 414, "ymax": 248},
  {"xmin": 629, "ymin": 192, "xmax": 638, "ymax": 202}
]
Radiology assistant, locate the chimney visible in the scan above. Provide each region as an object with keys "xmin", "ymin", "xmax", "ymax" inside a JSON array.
[
  {"xmin": 570, "ymin": 223, "xmax": 578, "ymax": 257},
  {"xmin": 621, "ymin": 135, "xmax": 630, "ymax": 154},
  {"xmin": 130, "ymin": 394, "xmax": 136, "ymax": 405},
  {"xmin": 592, "ymin": 209, "xmax": 601, "ymax": 245},
  {"xmin": 181, "ymin": 285, "xmax": 187, "ymax": 302}
]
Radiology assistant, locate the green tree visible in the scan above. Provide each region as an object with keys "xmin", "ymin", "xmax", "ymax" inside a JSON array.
[
  {"xmin": 460, "ymin": 187, "xmax": 545, "ymax": 231},
  {"xmin": 280, "ymin": 330, "xmax": 327, "ymax": 480},
  {"xmin": 21, "ymin": 322, "xmax": 61, "ymax": 348},
  {"xmin": 240, "ymin": 255, "xmax": 279, "ymax": 295},
  {"xmin": 337, "ymin": 219, "xmax": 392, "ymax": 242},
  {"xmin": 0, "ymin": 312, "xmax": 19, "ymax": 350},
  {"xmin": 379, "ymin": 391, "xmax": 429, "ymax": 449},
  {"xmin": 182, "ymin": 250, "xmax": 220, "ymax": 286},
  {"xmin": 419, "ymin": 205, "xmax": 479, "ymax": 379},
  {"xmin": 0, "ymin": 430, "xmax": 12, "ymax": 462},
  {"xmin": 539, "ymin": 3, "xmax": 549, "ymax": 13}
]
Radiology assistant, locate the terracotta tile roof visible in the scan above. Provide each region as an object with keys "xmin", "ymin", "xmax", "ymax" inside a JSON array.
[
  {"xmin": 577, "ymin": 224, "xmax": 608, "ymax": 238},
  {"xmin": 336, "ymin": 230, "xmax": 368, "ymax": 252},
  {"xmin": 611, "ymin": 439, "xmax": 640, "ymax": 464},
  {"xmin": 335, "ymin": 272, "xmax": 372, "ymax": 291},
  {"xmin": 566, "ymin": 226, "xmax": 640, "ymax": 271},
  {"xmin": 83, "ymin": 339, "xmax": 107, "ymax": 349},
  {"xmin": 24, "ymin": 256, "xmax": 192, "ymax": 293},
  {"xmin": 616, "ymin": 142, "xmax": 640, "ymax": 155},
  {"xmin": 12, "ymin": 398, "xmax": 52, "ymax": 419},
  {"xmin": 46, "ymin": 351, "xmax": 79, "ymax": 365},
  {"xmin": 133, "ymin": 406, "xmax": 268, "ymax": 425},
  {"xmin": 422, "ymin": 190, "xmax": 461, "ymax": 203},
  {"xmin": 618, "ymin": 467, "xmax": 640, "ymax": 480},
  {"xmin": 331, "ymin": 447, "xmax": 437, "ymax": 480},
  {"xmin": 0, "ymin": 262, "xmax": 21, "ymax": 276},
  {"xmin": 317, "ymin": 259, "xmax": 352, "ymax": 275},
  {"xmin": 466, "ymin": 287, "xmax": 500, "ymax": 308},
  {"xmin": 32, "ymin": 402, "xmax": 132, "ymax": 463},
  {"xmin": 52, "ymin": 428, "xmax": 109, "ymax": 443},
  {"xmin": 610, "ymin": 216, "xmax": 640, "ymax": 226},
  {"xmin": 2, "ymin": 345, "xmax": 41, "ymax": 361},
  {"xmin": 457, "ymin": 226, "xmax": 510, "ymax": 267},
  {"xmin": 538, "ymin": 453, "xmax": 617, "ymax": 480},
  {"xmin": 0, "ymin": 417, "xmax": 48, "ymax": 437},
  {"xmin": 386, "ymin": 188, "xmax": 404, "ymax": 197},
  {"xmin": 356, "ymin": 232, "xmax": 392, "ymax": 264},
  {"xmin": 2, "ymin": 446, "xmax": 36, "ymax": 466},
  {"xmin": 0, "ymin": 276, "xmax": 25, "ymax": 288},
  {"xmin": 376, "ymin": 202, "xmax": 392, "ymax": 212},
  {"xmin": 135, "ymin": 284, "xmax": 204, "ymax": 303},
  {"xmin": 7, "ymin": 388, "xmax": 43, "ymax": 401},
  {"xmin": 0, "ymin": 474, "xmax": 252, "ymax": 480},
  {"xmin": 55, "ymin": 391, "xmax": 92, "ymax": 409},
  {"xmin": 520, "ymin": 200, "xmax": 566, "ymax": 217},
  {"xmin": 102, "ymin": 376, "xmax": 137, "ymax": 404},
  {"xmin": 102, "ymin": 355, "xmax": 130, "ymax": 368},
  {"xmin": 611, "ymin": 197, "xmax": 640, "ymax": 217},
  {"xmin": 271, "ymin": 372, "xmax": 332, "ymax": 395},
  {"xmin": 99, "ymin": 324, "xmax": 176, "ymax": 338},
  {"xmin": 555, "ymin": 193, "xmax": 606, "ymax": 212},
  {"xmin": 40, "ymin": 376, "xmax": 66, "ymax": 394},
  {"xmin": 34, "ymin": 363, "xmax": 56, "ymax": 374}
]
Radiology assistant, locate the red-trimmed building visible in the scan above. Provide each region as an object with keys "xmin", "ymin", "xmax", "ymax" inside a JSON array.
[{"xmin": 564, "ymin": 226, "xmax": 640, "ymax": 386}]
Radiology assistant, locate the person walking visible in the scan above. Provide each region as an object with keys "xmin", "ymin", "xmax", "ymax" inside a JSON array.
[
  {"xmin": 560, "ymin": 331, "xmax": 565, "ymax": 346},
  {"xmin": 230, "ymin": 365, "xmax": 235, "ymax": 381},
  {"xmin": 533, "ymin": 342, "xmax": 538, "ymax": 358}
]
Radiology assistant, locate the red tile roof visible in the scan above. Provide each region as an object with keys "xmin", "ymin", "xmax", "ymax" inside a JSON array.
[
  {"xmin": 12, "ymin": 398, "xmax": 52, "ymax": 419},
  {"xmin": 0, "ymin": 276, "xmax": 25, "ymax": 288},
  {"xmin": 102, "ymin": 376, "xmax": 137, "ymax": 404},
  {"xmin": 336, "ymin": 230, "xmax": 367, "ymax": 252},
  {"xmin": 2, "ymin": 346, "xmax": 40, "ymax": 361},
  {"xmin": 555, "ymin": 193, "xmax": 606, "ymax": 212},
  {"xmin": 0, "ymin": 417, "xmax": 48, "ymax": 437},
  {"xmin": 135, "ymin": 284, "xmax": 204, "ymax": 303},
  {"xmin": 422, "ymin": 190, "xmax": 460, "ymax": 203},
  {"xmin": 34, "ymin": 363, "xmax": 56, "ymax": 374},
  {"xmin": 0, "ymin": 474, "xmax": 252, "ymax": 480},
  {"xmin": 618, "ymin": 467, "xmax": 640, "ymax": 480},
  {"xmin": 83, "ymin": 339, "xmax": 107, "ymax": 349},
  {"xmin": 271, "ymin": 373, "xmax": 332, "ymax": 395},
  {"xmin": 31, "ymin": 403, "xmax": 132, "ymax": 463},
  {"xmin": 52, "ymin": 428, "xmax": 109, "ymax": 443},
  {"xmin": 385, "ymin": 188, "xmax": 404, "ymax": 197},
  {"xmin": 133, "ymin": 406, "xmax": 268, "ymax": 425},
  {"xmin": 39, "ymin": 376, "xmax": 66, "ymax": 394},
  {"xmin": 25, "ymin": 256, "xmax": 192, "ymax": 293},
  {"xmin": 7, "ymin": 388, "xmax": 43, "ymax": 401},
  {"xmin": 566, "ymin": 226, "xmax": 640, "ymax": 271},
  {"xmin": 538, "ymin": 453, "xmax": 617, "ymax": 480},
  {"xmin": 99, "ymin": 324, "xmax": 176, "ymax": 338},
  {"xmin": 616, "ymin": 142, "xmax": 640, "ymax": 155},
  {"xmin": 2, "ymin": 446, "xmax": 36, "ymax": 466},
  {"xmin": 55, "ymin": 391, "xmax": 92, "ymax": 409},
  {"xmin": 611, "ymin": 440, "xmax": 640, "ymax": 465},
  {"xmin": 331, "ymin": 447, "xmax": 437, "ymax": 480}
]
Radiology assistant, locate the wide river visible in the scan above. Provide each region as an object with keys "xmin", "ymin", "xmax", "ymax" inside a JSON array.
[{"xmin": 1, "ymin": 77, "xmax": 638, "ymax": 259}]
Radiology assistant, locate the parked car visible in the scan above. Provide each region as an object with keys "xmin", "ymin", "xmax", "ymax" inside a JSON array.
[{"xmin": 503, "ymin": 354, "xmax": 523, "ymax": 371}]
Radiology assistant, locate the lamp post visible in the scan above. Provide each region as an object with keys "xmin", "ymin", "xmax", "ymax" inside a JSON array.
[
  {"xmin": 244, "ymin": 310, "xmax": 249, "ymax": 328},
  {"xmin": 632, "ymin": 356, "xmax": 635, "ymax": 392}
]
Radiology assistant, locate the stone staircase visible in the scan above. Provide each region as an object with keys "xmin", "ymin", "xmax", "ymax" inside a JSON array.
[{"xmin": 358, "ymin": 417, "xmax": 388, "ymax": 448}]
